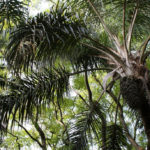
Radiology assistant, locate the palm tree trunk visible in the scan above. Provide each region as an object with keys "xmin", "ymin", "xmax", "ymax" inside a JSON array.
[
  {"xmin": 139, "ymin": 101, "xmax": 150, "ymax": 150},
  {"xmin": 120, "ymin": 77, "xmax": 150, "ymax": 149}
]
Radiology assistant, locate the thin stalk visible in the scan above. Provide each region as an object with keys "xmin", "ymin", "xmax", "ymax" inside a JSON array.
[
  {"xmin": 126, "ymin": 0, "xmax": 139, "ymax": 50},
  {"xmin": 87, "ymin": 0, "xmax": 121, "ymax": 52},
  {"xmin": 85, "ymin": 70, "xmax": 93, "ymax": 105},
  {"xmin": 123, "ymin": 0, "xmax": 129, "ymax": 65},
  {"xmin": 140, "ymin": 36, "xmax": 150, "ymax": 63},
  {"xmin": 69, "ymin": 68, "xmax": 112, "ymax": 76},
  {"xmin": 15, "ymin": 120, "xmax": 43, "ymax": 148},
  {"xmin": 81, "ymin": 42, "xmax": 125, "ymax": 68}
]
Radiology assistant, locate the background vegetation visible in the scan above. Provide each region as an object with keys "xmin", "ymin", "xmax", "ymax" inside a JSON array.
[{"xmin": 0, "ymin": 0, "xmax": 150, "ymax": 150}]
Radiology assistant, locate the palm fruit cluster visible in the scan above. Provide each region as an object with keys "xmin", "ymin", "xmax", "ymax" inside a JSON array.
[{"xmin": 120, "ymin": 77, "xmax": 147, "ymax": 110}]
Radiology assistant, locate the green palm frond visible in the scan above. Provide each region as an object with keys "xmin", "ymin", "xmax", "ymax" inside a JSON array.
[
  {"xmin": 72, "ymin": 0, "xmax": 150, "ymax": 27},
  {"xmin": 6, "ymin": 3, "xmax": 87, "ymax": 72},
  {"xmin": 66, "ymin": 102, "xmax": 106, "ymax": 150},
  {"xmin": 0, "ymin": 0, "xmax": 28, "ymax": 30},
  {"xmin": 104, "ymin": 0, "xmax": 150, "ymax": 41},
  {"xmin": 0, "ymin": 67, "xmax": 70, "ymax": 131},
  {"xmin": 69, "ymin": 0, "xmax": 150, "ymax": 48},
  {"xmin": 106, "ymin": 124, "xmax": 127, "ymax": 150},
  {"xmin": 0, "ymin": 64, "xmax": 109, "ymax": 132},
  {"xmin": 65, "ymin": 102, "xmax": 128, "ymax": 150},
  {"xmin": 68, "ymin": 43, "xmax": 107, "ymax": 71},
  {"xmin": 68, "ymin": 112, "xmax": 90, "ymax": 150}
]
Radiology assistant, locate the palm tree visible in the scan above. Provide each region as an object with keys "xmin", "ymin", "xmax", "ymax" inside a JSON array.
[{"xmin": 0, "ymin": 0, "xmax": 150, "ymax": 149}]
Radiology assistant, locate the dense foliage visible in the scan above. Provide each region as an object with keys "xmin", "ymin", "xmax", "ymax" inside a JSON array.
[{"xmin": 0, "ymin": 0, "xmax": 150, "ymax": 150}]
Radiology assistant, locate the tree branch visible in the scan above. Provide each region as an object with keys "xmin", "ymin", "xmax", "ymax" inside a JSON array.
[
  {"xmin": 92, "ymin": 73, "xmax": 118, "ymax": 102},
  {"xmin": 123, "ymin": 0, "xmax": 127, "ymax": 49},
  {"xmin": 14, "ymin": 120, "xmax": 43, "ymax": 148},
  {"xmin": 69, "ymin": 67, "xmax": 112, "ymax": 76},
  {"xmin": 85, "ymin": 70, "xmax": 93, "ymax": 105},
  {"xmin": 56, "ymin": 100, "xmax": 70, "ymax": 146},
  {"xmin": 7, "ymin": 131, "xmax": 21, "ymax": 150},
  {"xmin": 114, "ymin": 93, "xmax": 120, "ymax": 125},
  {"xmin": 94, "ymin": 101, "xmax": 107, "ymax": 150},
  {"xmin": 134, "ymin": 118, "xmax": 140, "ymax": 141},
  {"xmin": 92, "ymin": 73, "xmax": 105, "ymax": 102},
  {"xmin": 70, "ymin": 86, "xmax": 89, "ymax": 107},
  {"xmin": 30, "ymin": 115, "xmax": 47, "ymax": 150},
  {"xmin": 83, "ymin": 35, "xmax": 119, "ymax": 56}
]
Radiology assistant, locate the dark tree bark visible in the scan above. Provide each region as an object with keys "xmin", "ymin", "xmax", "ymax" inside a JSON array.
[
  {"xmin": 120, "ymin": 77, "xmax": 150, "ymax": 150},
  {"xmin": 139, "ymin": 102, "xmax": 150, "ymax": 150}
]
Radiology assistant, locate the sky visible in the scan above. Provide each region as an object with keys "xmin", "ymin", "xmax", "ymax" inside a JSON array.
[{"xmin": 29, "ymin": 0, "xmax": 52, "ymax": 16}]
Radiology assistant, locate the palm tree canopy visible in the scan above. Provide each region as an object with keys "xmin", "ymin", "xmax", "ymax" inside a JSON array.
[{"xmin": 0, "ymin": 0, "xmax": 150, "ymax": 149}]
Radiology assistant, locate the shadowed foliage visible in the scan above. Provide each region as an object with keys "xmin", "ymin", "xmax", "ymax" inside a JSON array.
[
  {"xmin": 0, "ymin": 0, "xmax": 29, "ymax": 30},
  {"xmin": 0, "ymin": 0, "xmax": 150, "ymax": 149}
]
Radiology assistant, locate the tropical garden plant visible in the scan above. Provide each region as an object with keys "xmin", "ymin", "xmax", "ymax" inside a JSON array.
[{"xmin": 0, "ymin": 0, "xmax": 150, "ymax": 149}]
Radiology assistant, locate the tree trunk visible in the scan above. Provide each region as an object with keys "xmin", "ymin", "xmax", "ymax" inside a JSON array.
[
  {"xmin": 120, "ymin": 77, "xmax": 150, "ymax": 150},
  {"xmin": 139, "ymin": 101, "xmax": 150, "ymax": 150}
]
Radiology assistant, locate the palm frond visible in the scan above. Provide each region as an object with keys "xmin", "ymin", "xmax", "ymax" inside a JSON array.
[
  {"xmin": 0, "ymin": 64, "xmax": 110, "ymax": 133},
  {"xmin": 68, "ymin": 111, "xmax": 90, "ymax": 150},
  {"xmin": 68, "ymin": 43, "xmax": 108, "ymax": 71},
  {"xmin": 0, "ymin": 0, "xmax": 28, "ymax": 30},
  {"xmin": 69, "ymin": 0, "xmax": 150, "ymax": 50},
  {"xmin": 66, "ymin": 102, "xmax": 106, "ymax": 150},
  {"xmin": 0, "ymin": 67, "xmax": 70, "ymax": 131},
  {"xmin": 65, "ymin": 100, "xmax": 128, "ymax": 150},
  {"xmin": 106, "ymin": 124, "xmax": 127, "ymax": 150},
  {"xmin": 6, "ymin": 3, "xmax": 87, "ymax": 72}
]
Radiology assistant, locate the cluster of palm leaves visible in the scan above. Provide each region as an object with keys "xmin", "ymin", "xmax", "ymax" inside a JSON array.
[
  {"xmin": 66, "ymin": 102, "xmax": 127, "ymax": 150},
  {"xmin": 0, "ymin": 67, "xmax": 70, "ymax": 126},
  {"xmin": 6, "ymin": 3, "xmax": 88, "ymax": 72},
  {"xmin": 0, "ymin": 0, "xmax": 29, "ymax": 30},
  {"xmin": 0, "ymin": 0, "xmax": 150, "ymax": 149}
]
